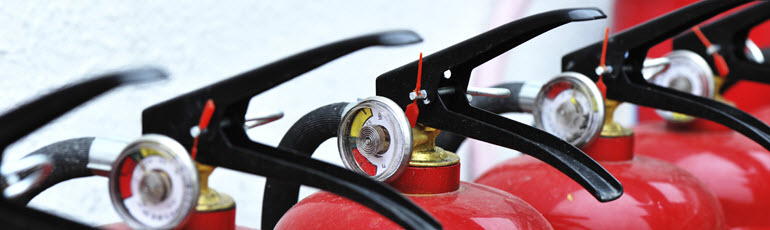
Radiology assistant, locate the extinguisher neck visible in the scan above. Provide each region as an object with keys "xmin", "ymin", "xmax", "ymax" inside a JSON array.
[
  {"xmin": 665, "ymin": 76, "xmax": 733, "ymax": 132},
  {"xmin": 582, "ymin": 99, "xmax": 635, "ymax": 162},
  {"xmin": 387, "ymin": 124, "xmax": 461, "ymax": 194},
  {"xmin": 409, "ymin": 124, "xmax": 460, "ymax": 167},
  {"xmin": 194, "ymin": 163, "xmax": 235, "ymax": 212},
  {"xmin": 600, "ymin": 99, "xmax": 634, "ymax": 138}
]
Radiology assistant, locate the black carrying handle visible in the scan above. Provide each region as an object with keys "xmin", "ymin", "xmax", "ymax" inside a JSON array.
[
  {"xmin": 0, "ymin": 68, "xmax": 167, "ymax": 229},
  {"xmin": 1, "ymin": 138, "xmax": 95, "ymax": 205},
  {"xmin": 377, "ymin": 8, "xmax": 623, "ymax": 202},
  {"xmin": 672, "ymin": 2, "xmax": 770, "ymax": 93},
  {"xmin": 0, "ymin": 68, "xmax": 166, "ymax": 154},
  {"xmin": 141, "ymin": 31, "xmax": 442, "ymax": 230},
  {"xmin": 261, "ymin": 102, "xmax": 348, "ymax": 230},
  {"xmin": 562, "ymin": 0, "xmax": 770, "ymax": 152},
  {"xmin": 435, "ymin": 83, "xmax": 525, "ymax": 152}
]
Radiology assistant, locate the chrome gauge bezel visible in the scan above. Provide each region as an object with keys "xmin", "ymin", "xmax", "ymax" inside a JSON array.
[
  {"xmin": 338, "ymin": 96, "xmax": 412, "ymax": 182},
  {"xmin": 108, "ymin": 134, "xmax": 200, "ymax": 230},
  {"xmin": 534, "ymin": 72, "xmax": 605, "ymax": 147},
  {"xmin": 650, "ymin": 50, "xmax": 714, "ymax": 123}
]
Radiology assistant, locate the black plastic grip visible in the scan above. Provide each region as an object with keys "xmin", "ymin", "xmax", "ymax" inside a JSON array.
[
  {"xmin": 262, "ymin": 102, "xmax": 348, "ymax": 230},
  {"xmin": 435, "ymin": 83, "xmax": 525, "ymax": 152},
  {"xmin": 0, "ymin": 138, "xmax": 95, "ymax": 205}
]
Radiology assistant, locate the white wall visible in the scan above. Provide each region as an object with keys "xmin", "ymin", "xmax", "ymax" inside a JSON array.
[{"xmin": 0, "ymin": 1, "xmax": 624, "ymax": 228}]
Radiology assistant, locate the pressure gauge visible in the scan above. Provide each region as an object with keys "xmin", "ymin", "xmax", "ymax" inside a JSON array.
[
  {"xmin": 109, "ymin": 134, "xmax": 199, "ymax": 230},
  {"xmin": 534, "ymin": 72, "xmax": 604, "ymax": 147},
  {"xmin": 338, "ymin": 96, "xmax": 412, "ymax": 182},
  {"xmin": 647, "ymin": 50, "xmax": 714, "ymax": 123}
]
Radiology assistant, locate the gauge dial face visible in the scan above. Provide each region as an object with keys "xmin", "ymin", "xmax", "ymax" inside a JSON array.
[
  {"xmin": 534, "ymin": 72, "xmax": 604, "ymax": 147},
  {"xmin": 109, "ymin": 134, "xmax": 199, "ymax": 230},
  {"xmin": 338, "ymin": 96, "xmax": 412, "ymax": 182},
  {"xmin": 649, "ymin": 50, "xmax": 714, "ymax": 123}
]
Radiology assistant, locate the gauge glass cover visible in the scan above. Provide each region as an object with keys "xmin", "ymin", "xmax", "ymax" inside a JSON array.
[
  {"xmin": 108, "ymin": 134, "xmax": 199, "ymax": 229},
  {"xmin": 534, "ymin": 72, "xmax": 604, "ymax": 147},
  {"xmin": 649, "ymin": 50, "xmax": 714, "ymax": 122},
  {"xmin": 338, "ymin": 96, "xmax": 412, "ymax": 182}
]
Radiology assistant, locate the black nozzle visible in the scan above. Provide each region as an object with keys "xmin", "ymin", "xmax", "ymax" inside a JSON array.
[{"xmin": 262, "ymin": 102, "xmax": 348, "ymax": 230}]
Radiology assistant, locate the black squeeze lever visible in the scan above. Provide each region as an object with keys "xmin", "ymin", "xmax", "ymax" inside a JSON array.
[
  {"xmin": 140, "ymin": 31, "xmax": 442, "ymax": 230},
  {"xmin": 0, "ymin": 68, "xmax": 167, "ymax": 229},
  {"xmin": 673, "ymin": 2, "xmax": 770, "ymax": 93},
  {"xmin": 562, "ymin": 0, "xmax": 770, "ymax": 151},
  {"xmin": 376, "ymin": 8, "xmax": 622, "ymax": 202},
  {"xmin": 0, "ymin": 68, "xmax": 166, "ymax": 158}
]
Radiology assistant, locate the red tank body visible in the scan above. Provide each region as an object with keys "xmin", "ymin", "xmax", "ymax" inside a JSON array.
[
  {"xmin": 634, "ymin": 119, "xmax": 770, "ymax": 229},
  {"xmin": 750, "ymin": 104, "xmax": 770, "ymax": 124},
  {"xmin": 476, "ymin": 135, "xmax": 727, "ymax": 230},
  {"xmin": 276, "ymin": 163, "xmax": 554, "ymax": 230}
]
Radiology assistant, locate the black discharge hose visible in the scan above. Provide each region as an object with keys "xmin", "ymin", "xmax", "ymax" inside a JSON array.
[
  {"xmin": 435, "ymin": 83, "xmax": 525, "ymax": 152},
  {"xmin": 763, "ymin": 48, "xmax": 770, "ymax": 64},
  {"xmin": 1, "ymin": 138, "xmax": 94, "ymax": 205},
  {"xmin": 261, "ymin": 102, "xmax": 349, "ymax": 230}
]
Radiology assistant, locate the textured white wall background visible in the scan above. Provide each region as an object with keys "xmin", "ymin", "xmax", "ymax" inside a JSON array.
[{"xmin": 0, "ymin": 1, "xmax": 625, "ymax": 228}]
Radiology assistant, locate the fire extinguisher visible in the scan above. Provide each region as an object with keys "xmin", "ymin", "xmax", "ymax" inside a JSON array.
[
  {"xmin": 632, "ymin": 3, "xmax": 770, "ymax": 229},
  {"xmin": 271, "ymin": 8, "xmax": 623, "ymax": 230},
  {"xmin": 437, "ymin": 76, "xmax": 727, "ymax": 229},
  {"xmin": 0, "ymin": 68, "xmax": 168, "ymax": 229},
  {"xmin": 615, "ymin": 0, "xmax": 770, "ymax": 121},
  {"xmin": 2, "ymin": 31, "xmax": 443, "ymax": 230},
  {"xmin": 439, "ymin": 1, "xmax": 770, "ymax": 229}
]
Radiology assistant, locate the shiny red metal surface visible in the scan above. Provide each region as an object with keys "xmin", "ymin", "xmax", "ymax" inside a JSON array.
[
  {"xmin": 389, "ymin": 163, "xmax": 461, "ymax": 194},
  {"xmin": 635, "ymin": 121, "xmax": 770, "ymax": 229},
  {"xmin": 276, "ymin": 164, "xmax": 553, "ymax": 230},
  {"xmin": 276, "ymin": 182, "xmax": 552, "ymax": 230},
  {"xmin": 580, "ymin": 135, "xmax": 634, "ymax": 162},
  {"xmin": 476, "ymin": 135, "xmax": 726, "ymax": 230},
  {"xmin": 749, "ymin": 104, "xmax": 770, "ymax": 124},
  {"xmin": 184, "ymin": 208, "xmax": 236, "ymax": 230}
]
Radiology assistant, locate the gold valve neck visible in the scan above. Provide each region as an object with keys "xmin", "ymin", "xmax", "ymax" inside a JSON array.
[
  {"xmin": 409, "ymin": 124, "xmax": 460, "ymax": 167},
  {"xmin": 195, "ymin": 163, "xmax": 235, "ymax": 212},
  {"xmin": 600, "ymin": 99, "xmax": 633, "ymax": 137},
  {"xmin": 712, "ymin": 76, "xmax": 735, "ymax": 106},
  {"xmin": 664, "ymin": 76, "xmax": 735, "ymax": 124}
]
